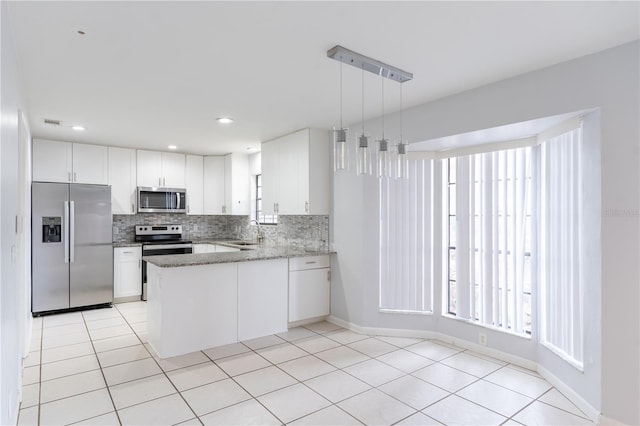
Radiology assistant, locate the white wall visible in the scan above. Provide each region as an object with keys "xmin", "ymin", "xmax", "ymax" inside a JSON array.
[
  {"xmin": 332, "ymin": 41, "xmax": 639, "ymax": 424},
  {"xmin": 1, "ymin": 2, "xmax": 31, "ymax": 424}
]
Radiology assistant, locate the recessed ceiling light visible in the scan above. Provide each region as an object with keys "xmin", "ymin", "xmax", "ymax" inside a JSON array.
[
  {"xmin": 168, "ymin": 145, "xmax": 177, "ymax": 150},
  {"xmin": 71, "ymin": 125, "xmax": 85, "ymax": 131},
  {"xmin": 216, "ymin": 117, "xmax": 234, "ymax": 124}
]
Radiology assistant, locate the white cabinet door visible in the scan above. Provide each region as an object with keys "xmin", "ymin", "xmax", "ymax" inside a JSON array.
[
  {"xmin": 108, "ymin": 147, "xmax": 137, "ymax": 214},
  {"xmin": 260, "ymin": 140, "xmax": 278, "ymax": 215},
  {"xmin": 306, "ymin": 128, "xmax": 330, "ymax": 215},
  {"xmin": 136, "ymin": 150, "xmax": 163, "ymax": 187},
  {"xmin": 161, "ymin": 152, "xmax": 186, "ymax": 188},
  {"xmin": 214, "ymin": 245, "xmax": 240, "ymax": 253},
  {"xmin": 289, "ymin": 268, "xmax": 330, "ymax": 322},
  {"xmin": 72, "ymin": 143, "xmax": 108, "ymax": 184},
  {"xmin": 32, "ymin": 139, "xmax": 73, "ymax": 183},
  {"xmin": 238, "ymin": 259, "xmax": 288, "ymax": 341},
  {"xmin": 277, "ymin": 131, "xmax": 304, "ymax": 215},
  {"xmin": 260, "ymin": 128, "xmax": 329, "ymax": 215},
  {"xmin": 225, "ymin": 153, "xmax": 249, "ymax": 215},
  {"xmin": 113, "ymin": 247, "xmax": 142, "ymax": 299},
  {"xmin": 193, "ymin": 244, "xmax": 216, "ymax": 254},
  {"xmin": 185, "ymin": 155, "xmax": 204, "ymax": 215},
  {"xmin": 203, "ymin": 156, "xmax": 225, "ymax": 214}
]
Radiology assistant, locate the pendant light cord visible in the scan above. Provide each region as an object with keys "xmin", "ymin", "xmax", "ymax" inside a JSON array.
[
  {"xmin": 361, "ymin": 65, "xmax": 365, "ymax": 135},
  {"xmin": 381, "ymin": 77, "xmax": 385, "ymax": 140},
  {"xmin": 339, "ymin": 57, "xmax": 343, "ymax": 130},
  {"xmin": 399, "ymin": 83, "xmax": 403, "ymax": 144}
]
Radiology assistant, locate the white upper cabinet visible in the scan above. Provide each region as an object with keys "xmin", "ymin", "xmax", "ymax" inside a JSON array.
[
  {"xmin": 260, "ymin": 140, "xmax": 278, "ymax": 216},
  {"xmin": 203, "ymin": 156, "xmax": 225, "ymax": 214},
  {"xmin": 108, "ymin": 147, "xmax": 137, "ymax": 214},
  {"xmin": 203, "ymin": 154, "xmax": 249, "ymax": 215},
  {"xmin": 161, "ymin": 152, "xmax": 186, "ymax": 188},
  {"xmin": 33, "ymin": 139, "xmax": 108, "ymax": 185},
  {"xmin": 225, "ymin": 153, "xmax": 249, "ymax": 215},
  {"xmin": 136, "ymin": 150, "xmax": 185, "ymax": 188},
  {"xmin": 185, "ymin": 155, "xmax": 204, "ymax": 215},
  {"xmin": 260, "ymin": 128, "xmax": 330, "ymax": 215},
  {"xmin": 72, "ymin": 143, "xmax": 109, "ymax": 184},
  {"xmin": 33, "ymin": 139, "xmax": 72, "ymax": 183}
]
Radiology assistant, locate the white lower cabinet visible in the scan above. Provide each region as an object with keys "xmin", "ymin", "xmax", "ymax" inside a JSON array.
[
  {"xmin": 238, "ymin": 259, "xmax": 288, "ymax": 341},
  {"xmin": 214, "ymin": 245, "xmax": 240, "ymax": 253},
  {"xmin": 193, "ymin": 244, "xmax": 215, "ymax": 254},
  {"xmin": 289, "ymin": 255, "xmax": 331, "ymax": 322},
  {"xmin": 193, "ymin": 244, "xmax": 240, "ymax": 254},
  {"xmin": 113, "ymin": 247, "xmax": 142, "ymax": 300}
]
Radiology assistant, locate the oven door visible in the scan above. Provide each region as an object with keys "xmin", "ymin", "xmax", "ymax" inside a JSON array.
[{"xmin": 141, "ymin": 244, "xmax": 193, "ymax": 300}]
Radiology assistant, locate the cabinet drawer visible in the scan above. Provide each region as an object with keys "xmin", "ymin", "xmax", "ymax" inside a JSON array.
[
  {"xmin": 289, "ymin": 255, "xmax": 330, "ymax": 271},
  {"xmin": 114, "ymin": 247, "xmax": 141, "ymax": 259}
]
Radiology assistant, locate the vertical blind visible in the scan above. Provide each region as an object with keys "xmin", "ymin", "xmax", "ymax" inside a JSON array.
[
  {"xmin": 379, "ymin": 159, "xmax": 434, "ymax": 312},
  {"xmin": 540, "ymin": 127, "xmax": 583, "ymax": 366},
  {"xmin": 452, "ymin": 147, "xmax": 533, "ymax": 334}
]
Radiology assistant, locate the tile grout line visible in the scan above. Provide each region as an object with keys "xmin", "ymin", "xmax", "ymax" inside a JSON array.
[
  {"xmin": 113, "ymin": 303, "xmax": 202, "ymax": 424},
  {"xmin": 81, "ymin": 309, "xmax": 124, "ymax": 426},
  {"xmin": 30, "ymin": 308, "xmax": 589, "ymax": 425}
]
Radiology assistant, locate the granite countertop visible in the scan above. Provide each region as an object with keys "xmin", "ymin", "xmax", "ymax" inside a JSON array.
[
  {"xmin": 113, "ymin": 242, "xmax": 143, "ymax": 248},
  {"xmin": 113, "ymin": 239, "xmax": 244, "ymax": 248},
  {"xmin": 144, "ymin": 246, "xmax": 335, "ymax": 268}
]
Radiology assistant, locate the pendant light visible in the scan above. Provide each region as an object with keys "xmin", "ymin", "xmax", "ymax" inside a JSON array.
[
  {"xmin": 396, "ymin": 83, "xmax": 409, "ymax": 180},
  {"xmin": 332, "ymin": 55, "xmax": 348, "ymax": 172},
  {"xmin": 376, "ymin": 76, "xmax": 391, "ymax": 179},
  {"xmin": 326, "ymin": 45, "xmax": 413, "ymax": 178},
  {"xmin": 356, "ymin": 65, "xmax": 372, "ymax": 176}
]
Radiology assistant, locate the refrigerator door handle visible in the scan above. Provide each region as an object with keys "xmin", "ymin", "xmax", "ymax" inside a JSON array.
[
  {"xmin": 69, "ymin": 200, "xmax": 75, "ymax": 263},
  {"xmin": 176, "ymin": 192, "xmax": 181, "ymax": 210},
  {"xmin": 64, "ymin": 201, "xmax": 70, "ymax": 263}
]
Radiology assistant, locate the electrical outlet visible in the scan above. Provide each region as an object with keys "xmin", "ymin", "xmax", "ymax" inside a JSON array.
[{"xmin": 479, "ymin": 332, "xmax": 487, "ymax": 346}]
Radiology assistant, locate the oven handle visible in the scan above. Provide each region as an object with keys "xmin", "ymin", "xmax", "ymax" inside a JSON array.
[{"xmin": 143, "ymin": 243, "xmax": 193, "ymax": 251}]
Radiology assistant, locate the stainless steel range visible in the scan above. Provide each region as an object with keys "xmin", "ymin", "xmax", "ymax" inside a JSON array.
[{"xmin": 136, "ymin": 224, "xmax": 192, "ymax": 300}]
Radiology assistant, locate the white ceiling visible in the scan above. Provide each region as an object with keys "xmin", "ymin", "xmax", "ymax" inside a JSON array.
[{"xmin": 7, "ymin": 1, "xmax": 639, "ymax": 156}]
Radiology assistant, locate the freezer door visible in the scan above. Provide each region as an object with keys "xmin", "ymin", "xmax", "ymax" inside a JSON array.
[
  {"xmin": 32, "ymin": 182, "xmax": 70, "ymax": 312},
  {"xmin": 69, "ymin": 184, "xmax": 113, "ymax": 307}
]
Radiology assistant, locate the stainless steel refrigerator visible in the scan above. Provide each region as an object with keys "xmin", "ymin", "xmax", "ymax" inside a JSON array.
[{"xmin": 32, "ymin": 182, "xmax": 113, "ymax": 314}]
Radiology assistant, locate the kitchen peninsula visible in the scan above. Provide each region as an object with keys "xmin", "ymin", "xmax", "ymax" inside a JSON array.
[{"xmin": 145, "ymin": 246, "xmax": 333, "ymax": 358}]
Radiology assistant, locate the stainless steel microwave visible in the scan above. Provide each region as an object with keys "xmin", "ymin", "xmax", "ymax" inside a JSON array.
[{"xmin": 137, "ymin": 187, "xmax": 187, "ymax": 213}]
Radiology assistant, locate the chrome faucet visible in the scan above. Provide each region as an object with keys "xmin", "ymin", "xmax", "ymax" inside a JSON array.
[{"xmin": 249, "ymin": 219, "xmax": 264, "ymax": 244}]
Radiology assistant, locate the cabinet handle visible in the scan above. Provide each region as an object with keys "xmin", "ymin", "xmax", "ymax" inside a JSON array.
[
  {"xmin": 327, "ymin": 270, "xmax": 331, "ymax": 281},
  {"xmin": 163, "ymin": 177, "xmax": 166, "ymax": 186},
  {"xmin": 305, "ymin": 201, "xmax": 309, "ymax": 213},
  {"xmin": 138, "ymin": 259, "xmax": 141, "ymax": 268},
  {"xmin": 305, "ymin": 261, "xmax": 317, "ymax": 264},
  {"xmin": 73, "ymin": 172, "xmax": 77, "ymax": 182},
  {"xmin": 68, "ymin": 172, "xmax": 71, "ymax": 182},
  {"xmin": 222, "ymin": 205, "xmax": 226, "ymax": 214},
  {"xmin": 187, "ymin": 205, "xmax": 190, "ymax": 214},
  {"xmin": 123, "ymin": 251, "xmax": 132, "ymax": 254},
  {"xmin": 159, "ymin": 177, "xmax": 162, "ymax": 186},
  {"xmin": 131, "ymin": 203, "xmax": 135, "ymax": 213}
]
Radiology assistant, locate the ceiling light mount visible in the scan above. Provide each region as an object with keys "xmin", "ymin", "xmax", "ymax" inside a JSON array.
[
  {"xmin": 327, "ymin": 45, "xmax": 413, "ymax": 83},
  {"xmin": 217, "ymin": 117, "xmax": 234, "ymax": 124}
]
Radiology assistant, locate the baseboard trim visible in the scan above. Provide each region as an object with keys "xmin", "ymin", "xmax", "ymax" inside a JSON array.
[
  {"xmin": 326, "ymin": 315, "xmax": 599, "ymax": 422},
  {"xmin": 537, "ymin": 364, "xmax": 600, "ymax": 423}
]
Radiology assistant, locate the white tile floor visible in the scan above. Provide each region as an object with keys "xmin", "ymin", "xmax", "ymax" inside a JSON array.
[{"xmin": 18, "ymin": 302, "xmax": 594, "ymax": 425}]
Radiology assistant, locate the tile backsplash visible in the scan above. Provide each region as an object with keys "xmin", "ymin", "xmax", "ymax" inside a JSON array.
[{"xmin": 112, "ymin": 214, "xmax": 329, "ymax": 251}]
